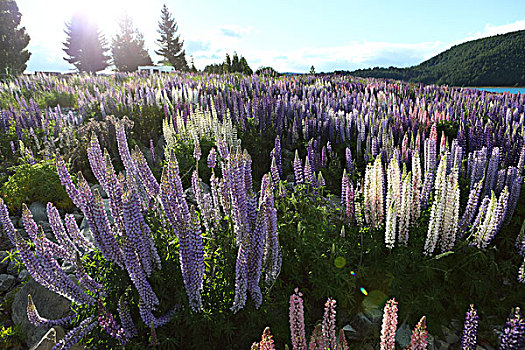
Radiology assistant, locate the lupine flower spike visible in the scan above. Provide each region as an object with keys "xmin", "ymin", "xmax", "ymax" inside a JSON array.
[{"xmin": 462, "ymin": 304, "xmax": 479, "ymax": 350}]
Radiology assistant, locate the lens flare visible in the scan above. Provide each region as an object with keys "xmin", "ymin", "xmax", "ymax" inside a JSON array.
[
  {"xmin": 360, "ymin": 287, "xmax": 368, "ymax": 296},
  {"xmin": 350, "ymin": 270, "xmax": 355, "ymax": 276}
]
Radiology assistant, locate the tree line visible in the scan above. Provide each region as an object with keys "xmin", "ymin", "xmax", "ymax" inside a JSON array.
[
  {"xmin": 348, "ymin": 30, "xmax": 525, "ymax": 87},
  {"xmin": 1, "ymin": 1, "xmax": 259, "ymax": 75}
]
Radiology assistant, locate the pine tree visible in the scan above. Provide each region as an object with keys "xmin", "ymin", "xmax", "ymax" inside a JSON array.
[
  {"xmin": 63, "ymin": 13, "xmax": 110, "ymax": 73},
  {"xmin": 0, "ymin": 0, "xmax": 30, "ymax": 76},
  {"xmin": 155, "ymin": 4, "xmax": 187, "ymax": 70},
  {"xmin": 112, "ymin": 14, "xmax": 152, "ymax": 72}
]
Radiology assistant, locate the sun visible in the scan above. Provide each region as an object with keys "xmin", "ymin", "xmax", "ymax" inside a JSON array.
[{"xmin": 66, "ymin": 0, "xmax": 145, "ymax": 35}]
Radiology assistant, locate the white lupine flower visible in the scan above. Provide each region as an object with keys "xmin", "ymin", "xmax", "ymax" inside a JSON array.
[
  {"xmin": 440, "ymin": 170, "xmax": 460, "ymax": 252},
  {"xmin": 398, "ymin": 172, "xmax": 412, "ymax": 246},
  {"xmin": 385, "ymin": 189, "xmax": 396, "ymax": 249},
  {"xmin": 412, "ymin": 152, "xmax": 422, "ymax": 220},
  {"xmin": 474, "ymin": 192, "xmax": 498, "ymax": 249},
  {"xmin": 364, "ymin": 157, "xmax": 385, "ymax": 228},
  {"xmin": 424, "ymin": 155, "xmax": 448, "ymax": 256},
  {"xmin": 387, "ymin": 155, "xmax": 401, "ymax": 214}
]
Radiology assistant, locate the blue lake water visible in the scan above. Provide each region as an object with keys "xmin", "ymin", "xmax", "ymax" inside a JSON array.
[{"xmin": 471, "ymin": 87, "xmax": 525, "ymax": 94}]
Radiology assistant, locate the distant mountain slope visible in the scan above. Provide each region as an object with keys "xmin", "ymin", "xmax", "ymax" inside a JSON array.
[{"xmin": 347, "ymin": 30, "xmax": 525, "ymax": 86}]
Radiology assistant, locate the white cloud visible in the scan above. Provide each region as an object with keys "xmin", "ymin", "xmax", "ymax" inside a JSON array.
[{"xmin": 467, "ymin": 20, "xmax": 525, "ymax": 41}]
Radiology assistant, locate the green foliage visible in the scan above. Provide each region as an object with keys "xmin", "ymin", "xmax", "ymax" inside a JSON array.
[
  {"xmin": 0, "ymin": 325, "xmax": 23, "ymax": 349},
  {"xmin": 350, "ymin": 30, "xmax": 525, "ymax": 86},
  {"xmin": 155, "ymin": 4, "xmax": 188, "ymax": 70},
  {"xmin": 204, "ymin": 52, "xmax": 253, "ymax": 75},
  {"xmin": 112, "ymin": 14, "xmax": 153, "ymax": 72},
  {"xmin": 255, "ymin": 67, "xmax": 280, "ymax": 77},
  {"xmin": 34, "ymin": 90, "xmax": 77, "ymax": 109},
  {"xmin": 0, "ymin": 159, "xmax": 74, "ymax": 213},
  {"xmin": 0, "ymin": 0, "xmax": 31, "ymax": 77}
]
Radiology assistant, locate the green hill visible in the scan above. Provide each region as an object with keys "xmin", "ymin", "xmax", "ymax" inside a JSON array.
[{"xmin": 347, "ymin": 30, "xmax": 525, "ymax": 86}]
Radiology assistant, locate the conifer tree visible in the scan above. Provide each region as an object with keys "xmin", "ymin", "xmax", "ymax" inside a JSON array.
[
  {"xmin": 155, "ymin": 4, "xmax": 187, "ymax": 70},
  {"xmin": 63, "ymin": 13, "xmax": 110, "ymax": 73},
  {"xmin": 112, "ymin": 14, "xmax": 152, "ymax": 72},
  {"xmin": 0, "ymin": 0, "xmax": 31, "ymax": 76}
]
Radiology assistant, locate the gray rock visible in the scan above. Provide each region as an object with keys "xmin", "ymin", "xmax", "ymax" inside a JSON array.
[
  {"xmin": 12, "ymin": 278, "xmax": 72, "ymax": 348},
  {"xmin": 349, "ymin": 312, "xmax": 373, "ymax": 339},
  {"xmin": 0, "ymin": 274, "xmax": 16, "ymax": 292},
  {"xmin": 18, "ymin": 269, "xmax": 30, "ymax": 281},
  {"xmin": 10, "ymin": 216, "xmax": 18, "ymax": 228},
  {"xmin": 72, "ymin": 213, "xmax": 83, "ymax": 225},
  {"xmin": 61, "ymin": 261, "xmax": 75, "ymax": 274},
  {"xmin": 30, "ymin": 327, "xmax": 57, "ymax": 350},
  {"xmin": 442, "ymin": 325, "xmax": 459, "ymax": 344},
  {"xmin": 7, "ymin": 257, "xmax": 22, "ymax": 275},
  {"xmin": 80, "ymin": 226, "xmax": 95, "ymax": 246},
  {"xmin": 30, "ymin": 326, "xmax": 66, "ymax": 350},
  {"xmin": 395, "ymin": 322, "xmax": 412, "ymax": 348},
  {"xmin": 184, "ymin": 182, "xmax": 211, "ymax": 206},
  {"xmin": 0, "ymin": 251, "xmax": 9, "ymax": 273},
  {"xmin": 435, "ymin": 339, "xmax": 449, "ymax": 350},
  {"xmin": 363, "ymin": 306, "xmax": 383, "ymax": 324},
  {"xmin": 38, "ymin": 221, "xmax": 54, "ymax": 241},
  {"xmin": 91, "ymin": 184, "xmax": 107, "ymax": 199},
  {"xmin": 427, "ymin": 333, "xmax": 436, "ymax": 350},
  {"xmin": 29, "ymin": 202, "xmax": 48, "ymax": 222}
]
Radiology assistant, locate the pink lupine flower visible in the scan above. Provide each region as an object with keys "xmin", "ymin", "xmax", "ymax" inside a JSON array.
[{"xmin": 380, "ymin": 298, "xmax": 399, "ymax": 350}]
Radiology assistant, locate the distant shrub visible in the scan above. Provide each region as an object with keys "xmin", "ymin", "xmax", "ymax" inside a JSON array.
[
  {"xmin": 36, "ymin": 90, "xmax": 77, "ymax": 109},
  {"xmin": 0, "ymin": 160, "xmax": 74, "ymax": 213}
]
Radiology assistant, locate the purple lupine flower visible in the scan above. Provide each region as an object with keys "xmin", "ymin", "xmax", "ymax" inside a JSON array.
[
  {"xmin": 98, "ymin": 300, "xmax": 126, "ymax": 344},
  {"xmin": 27, "ymin": 294, "xmax": 75, "ymax": 327},
  {"xmin": 0, "ymin": 198, "xmax": 18, "ymax": 245},
  {"xmin": 207, "ymin": 148, "xmax": 217, "ymax": 168},
  {"xmin": 321, "ymin": 146, "xmax": 327, "ymax": 168},
  {"xmin": 303, "ymin": 156, "xmax": 314, "ymax": 184},
  {"xmin": 518, "ymin": 258, "xmax": 525, "ymax": 284},
  {"xmin": 462, "ymin": 304, "xmax": 479, "ymax": 350},
  {"xmin": 149, "ymin": 139, "xmax": 156, "ymax": 165},
  {"xmin": 47, "ymin": 203, "xmax": 78, "ymax": 259},
  {"xmin": 408, "ymin": 316, "xmax": 428, "ymax": 350},
  {"xmin": 118, "ymin": 298, "xmax": 137, "ymax": 339},
  {"xmin": 131, "ymin": 146, "xmax": 160, "ymax": 200},
  {"xmin": 247, "ymin": 201, "xmax": 267, "ymax": 309},
  {"xmin": 317, "ymin": 172, "xmax": 325, "ymax": 187},
  {"xmin": 294, "ymin": 150, "xmax": 304, "ymax": 184},
  {"xmin": 457, "ymin": 179, "xmax": 484, "ymax": 239},
  {"xmin": 217, "ymin": 137, "xmax": 229, "ymax": 158},
  {"xmin": 52, "ymin": 316, "xmax": 98, "ymax": 350},
  {"xmin": 87, "ymin": 134, "xmax": 108, "ymax": 188},
  {"xmin": 346, "ymin": 147, "xmax": 354, "ymax": 176},
  {"xmin": 484, "ymin": 147, "xmax": 500, "ymax": 195},
  {"xmin": 231, "ymin": 236, "xmax": 249, "ymax": 313},
  {"xmin": 289, "ymin": 288, "xmax": 306, "ymax": 350},
  {"xmin": 73, "ymin": 253, "xmax": 103, "ymax": 295},
  {"xmin": 64, "ymin": 214, "xmax": 94, "ymax": 252},
  {"xmin": 499, "ymin": 307, "xmax": 525, "ymax": 350},
  {"xmin": 270, "ymin": 155, "xmax": 280, "ymax": 185},
  {"xmin": 121, "ymin": 237, "xmax": 159, "ymax": 318},
  {"xmin": 274, "ymin": 135, "xmax": 282, "ymax": 176},
  {"xmin": 380, "ymin": 298, "xmax": 398, "ymax": 350},
  {"xmin": 321, "ymin": 298, "xmax": 337, "ymax": 350},
  {"xmin": 193, "ymin": 139, "xmax": 201, "ymax": 161}
]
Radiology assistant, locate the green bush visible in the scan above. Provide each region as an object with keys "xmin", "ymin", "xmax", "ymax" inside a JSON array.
[
  {"xmin": 35, "ymin": 90, "xmax": 77, "ymax": 109},
  {"xmin": 0, "ymin": 160, "xmax": 74, "ymax": 213}
]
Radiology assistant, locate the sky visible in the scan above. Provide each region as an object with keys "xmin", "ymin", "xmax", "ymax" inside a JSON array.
[{"xmin": 16, "ymin": 0, "xmax": 525, "ymax": 73}]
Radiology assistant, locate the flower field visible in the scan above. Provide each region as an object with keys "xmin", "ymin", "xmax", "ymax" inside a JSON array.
[{"xmin": 0, "ymin": 72, "xmax": 524, "ymax": 349}]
